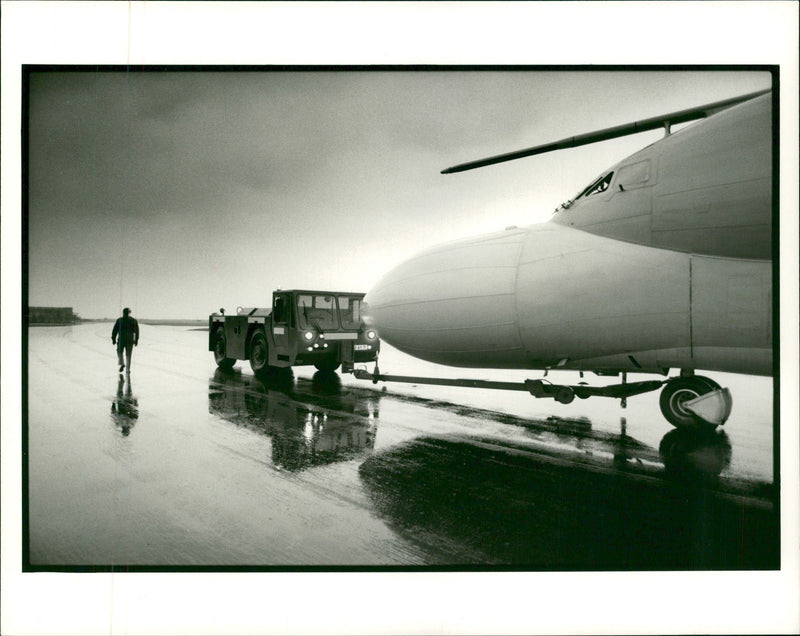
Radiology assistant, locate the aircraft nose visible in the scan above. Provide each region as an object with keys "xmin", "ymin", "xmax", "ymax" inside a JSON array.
[
  {"xmin": 364, "ymin": 228, "xmax": 529, "ymax": 367},
  {"xmin": 366, "ymin": 220, "xmax": 698, "ymax": 373}
]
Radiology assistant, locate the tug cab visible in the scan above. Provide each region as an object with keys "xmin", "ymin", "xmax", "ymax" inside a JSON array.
[{"xmin": 209, "ymin": 290, "xmax": 379, "ymax": 374}]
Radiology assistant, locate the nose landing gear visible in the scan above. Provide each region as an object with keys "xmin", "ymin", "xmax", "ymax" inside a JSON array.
[
  {"xmin": 659, "ymin": 375, "xmax": 731, "ymax": 430},
  {"xmin": 355, "ymin": 364, "xmax": 732, "ymax": 431}
]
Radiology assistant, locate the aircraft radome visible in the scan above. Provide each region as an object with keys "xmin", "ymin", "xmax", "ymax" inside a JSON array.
[{"xmin": 364, "ymin": 88, "xmax": 773, "ymax": 430}]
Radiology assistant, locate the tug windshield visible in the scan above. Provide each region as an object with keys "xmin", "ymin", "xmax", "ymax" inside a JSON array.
[
  {"xmin": 296, "ymin": 294, "xmax": 364, "ymax": 330},
  {"xmin": 297, "ymin": 295, "xmax": 338, "ymax": 330},
  {"xmin": 337, "ymin": 296, "xmax": 362, "ymax": 329}
]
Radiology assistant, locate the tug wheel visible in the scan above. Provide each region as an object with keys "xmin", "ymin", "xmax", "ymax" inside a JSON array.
[
  {"xmin": 249, "ymin": 331, "xmax": 270, "ymax": 375},
  {"xmin": 213, "ymin": 330, "xmax": 235, "ymax": 369},
  {"xmin": 659, "ymin": 376, "xmax": 719, "ymax": 430}
]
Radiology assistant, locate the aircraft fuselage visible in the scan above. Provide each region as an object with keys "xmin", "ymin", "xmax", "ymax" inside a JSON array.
[
  {"xmin": 551, "ymin": 93, "xmax": 772, "ymax": 260},
  {"xmin": 365, "ymin": 92, "xmax": 773, "ymax": 378}
]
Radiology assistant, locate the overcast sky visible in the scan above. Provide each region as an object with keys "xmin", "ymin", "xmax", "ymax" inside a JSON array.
[{"xmin": 27, "ymin": 69, "xmax": 771, "ymax": 319}]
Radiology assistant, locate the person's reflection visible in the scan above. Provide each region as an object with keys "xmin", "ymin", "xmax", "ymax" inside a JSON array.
[
  {"xmin": 111, "ymin": 374, "xmax": 139, "ymax": 436},
  {"xmin": 659, "ymin": 427, "xmax": 732, "ymax": 478}
]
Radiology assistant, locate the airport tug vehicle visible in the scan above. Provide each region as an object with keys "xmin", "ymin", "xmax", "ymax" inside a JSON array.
[{"xmin": 210, "ymin": 290, "xmax": 379, "ymax": 375}]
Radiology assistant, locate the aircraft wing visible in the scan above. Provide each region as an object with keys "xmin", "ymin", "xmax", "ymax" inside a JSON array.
[{"xmin": 441, "ymin": 88, "xmax": 771, "ymax": 174}]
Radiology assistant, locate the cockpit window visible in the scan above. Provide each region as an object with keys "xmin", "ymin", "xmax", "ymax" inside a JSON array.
[
  {"xmin": 555, "ymin": 170, "xmax": 616, "ymax": 213},
  {"xmin": 616, "ymin": 160, "xmax": 651, "ymax": 189},
  {"xmin": 581, "ymin": 172, "xmax": 613, "ymax": 198}
]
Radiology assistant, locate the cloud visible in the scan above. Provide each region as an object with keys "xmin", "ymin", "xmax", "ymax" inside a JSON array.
[{"xmin": 26, "ymin": 69, "xmax": 771, "ymax": 319}]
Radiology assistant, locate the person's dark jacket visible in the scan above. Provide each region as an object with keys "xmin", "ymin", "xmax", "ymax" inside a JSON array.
[{"xmin": 112, "ymin": 316, "xmax": 139, "ymax": 346}]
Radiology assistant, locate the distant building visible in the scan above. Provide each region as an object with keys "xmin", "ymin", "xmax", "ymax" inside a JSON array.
[{"xmin": 27, "ymin": 306, "xmax": 80, "ymax": 324}]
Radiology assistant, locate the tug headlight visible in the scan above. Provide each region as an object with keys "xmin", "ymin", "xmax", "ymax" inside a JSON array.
[
  {"xmin": 366, "ymin": 329, "xmax": 377, "ymax": 341},
  {"xmin": 303, "ymin": 331, "xmax": 314, "ymax": 341}
]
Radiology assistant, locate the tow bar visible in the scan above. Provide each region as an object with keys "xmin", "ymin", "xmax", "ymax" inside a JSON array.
[{"xmin": 352, "ymin": 368, "xmax": 665, "ymax": 405}]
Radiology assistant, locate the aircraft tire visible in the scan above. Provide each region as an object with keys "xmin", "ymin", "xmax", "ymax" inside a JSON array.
[
  {"xmin": 554, "ymin": 385, "xmax": 575, "ymax": 404},
  {"xmin": 659, "ymin": 376, "xmax": 720, "ymax": 430},
  {"xmin": 249, "ymin": 330, "xmax": 270, "ymax": 375},
  {"xmin": 213, "ymin": 329, "xmax": 236, "ymax": 369}
]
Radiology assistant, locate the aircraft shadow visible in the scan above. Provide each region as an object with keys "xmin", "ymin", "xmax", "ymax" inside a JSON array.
[
  {"xmin": 208, "ymin": 368, "xmax": 381, "ymax": 472},
  {"xmin": 358, "ymin": 433, "xmax": 779, "ymax": 570}
]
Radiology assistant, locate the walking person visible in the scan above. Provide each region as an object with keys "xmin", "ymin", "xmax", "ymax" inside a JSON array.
[{"xmin": 112, "ymin": 307, "xmax": 139, "ymax": 373}]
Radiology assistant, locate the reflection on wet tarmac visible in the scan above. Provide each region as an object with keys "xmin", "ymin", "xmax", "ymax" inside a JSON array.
[
  {"xmin": 659, "ymin": 428, "xmax": 732, "ymax": 478},
  {"xmin": 208, "ymin": 368, "xmax": 380, "ymax": 471},
  {"xmin": 27, "ymin": 326, "xmax": 777, "ymax": 569},
  {"xmin": 110, "ymin": 373, "xmax": 138, "ymax": 436},
  {"xmin": 206, "ymin": 365, "xmax": 776, "ymax": 567},
  {"xmin": 359, "ymin": 430, "xmax": 778, "ymax": 569}
]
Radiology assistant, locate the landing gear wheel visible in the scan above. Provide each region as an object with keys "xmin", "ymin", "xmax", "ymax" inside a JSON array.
[
  {"xmin": 314, "ymin": 360, "xmax": 340, "ymax": 373},
  {"xmin": 249, "ymin": 331, "xmax": 270, "ymax": 375},
  {"xmin": 553, "ymin": 385, "xmax": 575, "ymax": 404},
  {"xmin": 213, "ymin": 330, "xmax": 235, "ymax": 369},
  {"xmin": 659, "ymin": 376, "xmax": 720, "ymax": 430}
]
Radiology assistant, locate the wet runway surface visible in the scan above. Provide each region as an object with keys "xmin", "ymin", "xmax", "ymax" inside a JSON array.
[{"xmin": 26, "ymin": 324, "xmax": 779, "ymax": 569}]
